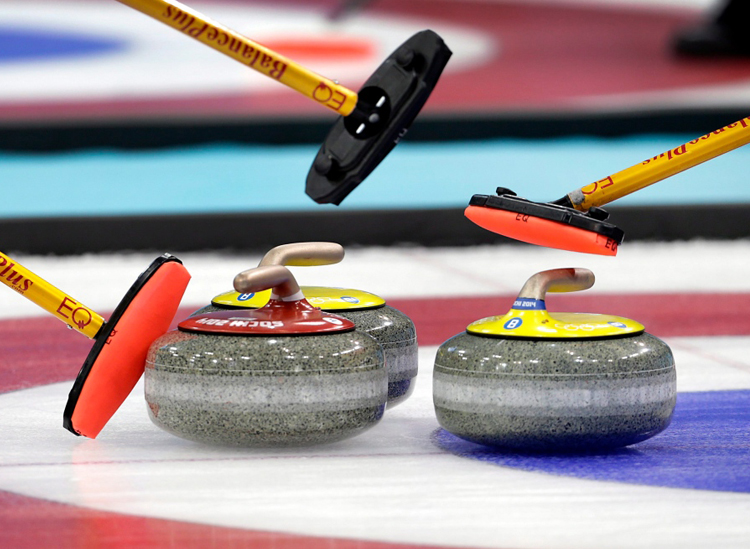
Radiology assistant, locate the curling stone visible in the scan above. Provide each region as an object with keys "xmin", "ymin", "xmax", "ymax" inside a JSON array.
[
  {"xmin": 146, "ymin": 265, "xmax": 387, "ymax": 447},
  {"xmin": 194, "ymin": 242, "xmax": 418, "ymax": 408},
  {"xmin": 433, "ymin": 268, "xmax": 676, "ymax": 452}
]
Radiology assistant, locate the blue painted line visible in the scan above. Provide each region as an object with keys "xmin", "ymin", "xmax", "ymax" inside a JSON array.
[
  {"xmin": 2, "ymin": 136, "xmax": 749, "ymax": 219},
  {"xmin": 433, "ymin": 390, "xmax": 750, "ymax": 493},
  {"xmin": 0, "ymin": 27, "xmax": 125, "ymax": 63}
]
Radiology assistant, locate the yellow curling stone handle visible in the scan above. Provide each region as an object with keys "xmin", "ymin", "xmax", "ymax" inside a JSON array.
[
  {"xmin": 468, "ymin": 268, "xmax": 644, "ymax": 339},
  {"xmin": 568, "ymin": 116, "xmax": 750, "ymax": 211},
  {"xmin": 116, "ymin": 0, "xmax": 359, "ymax": 115},
  {"xmin": 0, "ymin": 251, "xmax": 104, "ymax": 339}
]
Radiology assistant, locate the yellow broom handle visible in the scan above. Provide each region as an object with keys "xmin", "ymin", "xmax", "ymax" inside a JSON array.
[
  {"xmin": 0, "ymin": 251, "xmax": 104, "ymax": 339},
  {"xmin": 568, "ymin": 116, "xmax": 750, "ymax": 210},
  {"xmin": 116, "ymin": 0, "xmax": 359, "ymax": 115}
]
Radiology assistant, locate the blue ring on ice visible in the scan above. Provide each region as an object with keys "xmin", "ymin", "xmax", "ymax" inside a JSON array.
[
  {"xmin": 433, "ymin": 390, "xmax": 750, "ymax": 493},
  {"xmin": 0, "ymin": 27, "xmax": 126, "ymax": 63}
]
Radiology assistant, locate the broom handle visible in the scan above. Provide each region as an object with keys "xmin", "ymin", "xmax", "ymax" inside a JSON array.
[
  {"xmin": 565, "ymin": 116, "xmax": 750, "ymax": 211},
  {"xmin": 0, "ymin": 251, "xmax": 104, "ymax": 339},
  {"xmin": 115, "ymin": 0, "xmax": 359, "ymax": 115}
]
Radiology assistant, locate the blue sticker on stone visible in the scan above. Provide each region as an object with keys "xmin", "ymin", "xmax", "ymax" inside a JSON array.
[
  {"xmin": 432, "ymin": 390, "xmax": 750, "ymax": 493},
  {"xmin": 512, "ymin": 298, "xmax": 546, "ymax": 310},
  {"xmin": 341, "ymin": 296, "xmax": 360, "ymax": 304},
  {"xmin": 0, "ymin": 27, "xmax": 126, "ymax": 63},
  {"xmin": 608, "ymin": 321, "xmax": 627, "ymax": 328},
  {"xmin": 237, "ymin": 293, "xmax": 255, "ymax": 301},
  {"xmin": 503, "ymin": 317, "xmax": 523, "ymax": 330}
]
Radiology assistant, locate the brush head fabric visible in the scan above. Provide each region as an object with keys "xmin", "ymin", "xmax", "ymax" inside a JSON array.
[
  {"xmin": 63, "ymin": 255, "xmax": 190, "ymax": 438},
  {"xmin": 465, "ymin": 192, "xmax": 624, "ymax": 256}
]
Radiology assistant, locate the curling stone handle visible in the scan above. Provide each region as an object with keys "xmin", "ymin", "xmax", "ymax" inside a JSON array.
[
  {"xmin": 234, "ymin": 265, "xmax": 303, "ymax": 301},
  {"xmin": 258, "ymin": 242, "xmax": 345, "ymax": 267},
  {"xmin": 517, "ymin": 268, "xmax": 595, "ymax": 301}
]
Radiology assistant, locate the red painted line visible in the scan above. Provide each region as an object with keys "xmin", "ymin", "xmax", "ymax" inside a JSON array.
[
  {"xmin": 261, "ymin": 36, "xmax": 375, "ymax": 61},
  {"xmin": 0, "ymin": 488, "xmax": 453, "ymax": 549},
  {"xmin": 388, "ymin": 292, "xmax": 750, "ymax": 346}
]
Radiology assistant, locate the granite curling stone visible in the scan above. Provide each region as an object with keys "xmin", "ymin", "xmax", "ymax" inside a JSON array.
[
  {"xmin": 193, "ymin": 242, "xmax": 418, "ymax": 407},
  {"xmin": 433, "ymin": 268, "xmax": 676, "ymax": 452},
  {"xmin": 146, "ymin": 264, "xmax": 387, "ymax": 447}
]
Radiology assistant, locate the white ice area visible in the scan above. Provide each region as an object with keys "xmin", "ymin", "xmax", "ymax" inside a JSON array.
[
  {"xmin": 2, "ymin": 243, "xmax": 750, "ymax": 547},
  {"xmin": 1, "ymin": 343, "xmax": 749, "ymax": 549}
]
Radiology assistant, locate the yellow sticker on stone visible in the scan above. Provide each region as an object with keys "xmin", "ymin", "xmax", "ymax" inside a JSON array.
[
  {"xmin": 212, "ymin": 286, "xmax": 385, "ymax": 310},
  {"xmin": 468, "ymin": 303, "xmax": 644, "ymax": 339}
]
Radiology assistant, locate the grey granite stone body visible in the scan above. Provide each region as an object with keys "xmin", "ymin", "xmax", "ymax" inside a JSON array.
[
  {"xmin": 191, "ymin": 304, "xmax": 229, "ymax": 316},
  {"xmin": 192, "ymin": 304, "xmax": 417, "ymax": 407},
  {"xmin": 433, "ymin": 332, "xmax": 676, "ymax": 452},
  {"xmin": 145, "ymin": 329, "xmax": 387, "ymax": 447}
]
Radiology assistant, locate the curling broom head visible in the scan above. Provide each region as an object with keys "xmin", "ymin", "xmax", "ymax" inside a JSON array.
[
  {"xmin": 63, "ymin": 255, "xmax": 190, "ymax": 438},
  {"xmin": 306, "ymin": 30, "xmax": 452, "ymax": 205},
  {"xmin": 466, "ymin": 191, "xmax": 624, "ymax": 256}
]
